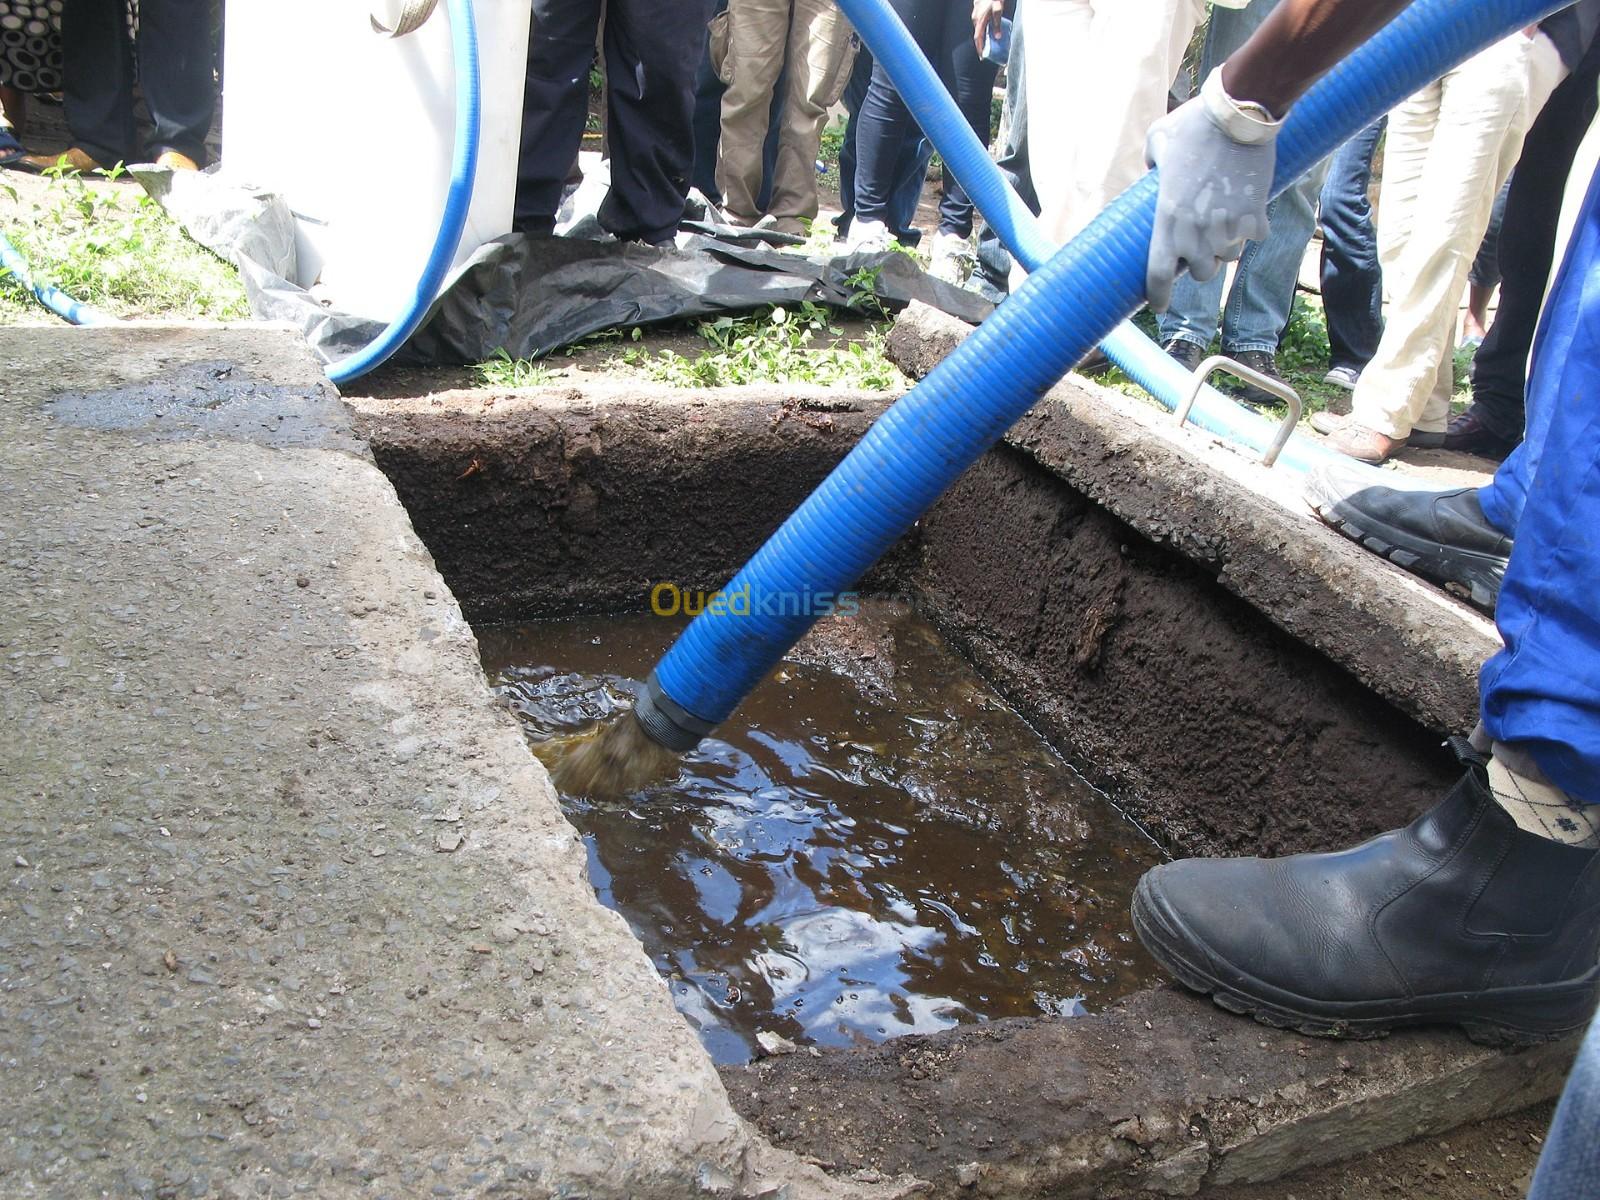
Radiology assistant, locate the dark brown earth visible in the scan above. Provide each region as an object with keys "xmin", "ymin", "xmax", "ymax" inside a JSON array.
[
  {"xmin": 913, "ymin": 445, "xmax": 1457, "ymax": 859},
  {"xmin": 348, "ymin": 384, "xmax": 900, "ymax": 623},
  {"xmin": 1198, "ymin": 1102, "xmax": 1552, "ymax": 1200},
  {"xmin": 717, "ymin": 981, "xmax": 1572, "ymax": 1198}
]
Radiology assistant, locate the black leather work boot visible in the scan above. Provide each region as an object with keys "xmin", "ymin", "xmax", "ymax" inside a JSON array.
[
  {"xmin": 1304, "ymin": 461, "xmax": 1512, "ymax": 614},
  {"xmin": 1222, "ymin": 349, "xmax": 1289, "ymax": 408},
  {"xmin": 1132, "ymin": 763, "xmax": 1600, "ymax": 1047}
]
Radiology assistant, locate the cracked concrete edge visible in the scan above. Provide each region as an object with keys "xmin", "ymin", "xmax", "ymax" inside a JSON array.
[
  {"xmin": 885, "ymin": 303, "xmax": 1498, "ymax": 738},
  {"xmin": 0, "ymin": 324, "xmax": 914, "ymax": 1200},
  {"xmin": 731, "ymin": 988, "xmax": 1577, "ymax": 1199}
]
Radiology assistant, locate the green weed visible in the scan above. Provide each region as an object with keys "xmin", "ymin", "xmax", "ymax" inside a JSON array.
[
  {"xmin": 623, "ymin": 303, "xmax": 900, "ymax": 390},
  {"xmin": 0, "ymin": 165, "xmax": 248, "ymax": 323},
  {"xmin": 474, "ymin": 348, "xmax": 560, "ymax": 388}
]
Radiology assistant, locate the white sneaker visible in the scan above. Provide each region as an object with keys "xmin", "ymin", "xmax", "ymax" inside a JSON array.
[
  {"xmin": 845, "ymin": 218, "xmax": 893, "ymax": 254},
  {"xmin": 928, "ymin": 230, "xmax": 975, "ymax": 284}
]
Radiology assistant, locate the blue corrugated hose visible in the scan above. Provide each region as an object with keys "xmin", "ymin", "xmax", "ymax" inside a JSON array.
[
  {"xmin": 0, "ymin": 227, "xmax": 117, "ymax": 325},
  {"xmin": 634, "ymin": 0, "xmax": 1571, "ymax": 752},
  {"xmin": 834, "ymin": 0, "xmax": 1352, "ymax": 474},
  {"xmin": 0, "ymin": 0, "xmax": 481, "ymax": 388}
]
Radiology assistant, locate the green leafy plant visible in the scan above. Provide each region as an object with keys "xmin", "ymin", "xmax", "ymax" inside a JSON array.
[
  {"xmin": 474, "ymin": 348, "xmax": 559, "ymax": 388},
  {"xmin": 844, "ymin": 264, "xmax": 892, "ymax": 319},
  {"xmin": 1277, "ymin": 295, "xmax": 1332, "ymax": 374},
  {"xmin": 624, "ymin": 303, "xmax": 900, "ymax": 390},
  {"xmin": 0, "ymin": 165, "xmax": 249, "ymax": 323}
]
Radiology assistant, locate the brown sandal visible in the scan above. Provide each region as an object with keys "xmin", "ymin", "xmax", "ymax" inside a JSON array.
[{"xmin": 16, "ymin": 146, "xmax": 106, "ymax": 175}]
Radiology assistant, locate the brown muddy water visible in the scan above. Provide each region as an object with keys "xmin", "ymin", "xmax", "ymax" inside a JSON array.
[{"xmin": 478, "ymin": 600, "xmax": 1163, "ymax": 1064}]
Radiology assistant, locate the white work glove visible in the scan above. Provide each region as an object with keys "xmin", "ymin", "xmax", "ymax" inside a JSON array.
[{"xmin": 1144, "ymin": 68, "xmax": 1281, "ymax": 313}]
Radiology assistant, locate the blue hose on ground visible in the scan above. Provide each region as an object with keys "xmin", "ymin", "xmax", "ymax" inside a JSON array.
[
  {"xmin": 326, "ymin": 0, "xmax": 481, "ymax": 385},
  {"xmin": 633, "ymin": 0, "xmax": 1570, "ymax": 753},
  {"xmin": 835, "ymin": 0, "xmax": 1342, "ymax": 475},
  {"xmin": 0, "ymin": 0, "xmax": 480, "ymax": 387},
  {"xmin": 0, "ymin": 228, "xmax": 116, "ymax": 326}
]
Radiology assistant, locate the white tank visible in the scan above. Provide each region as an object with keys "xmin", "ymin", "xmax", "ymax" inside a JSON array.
[{"xmin": 221, "ymin": 0, "xmax": 531, "ymax": 322}]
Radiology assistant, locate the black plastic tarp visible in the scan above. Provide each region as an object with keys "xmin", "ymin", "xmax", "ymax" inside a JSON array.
[{"xmin": 138, "ymin": 166, "xmax": 991, "ymax": 369}]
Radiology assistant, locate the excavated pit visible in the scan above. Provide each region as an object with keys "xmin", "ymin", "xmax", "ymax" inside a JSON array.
[{"xmin": 348, "ymin": 379, "xmax": 1571, "ymax": 1197}]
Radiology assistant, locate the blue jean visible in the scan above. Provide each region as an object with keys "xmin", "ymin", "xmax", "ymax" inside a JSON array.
[
  {"xmin": 1478, "ymin": 162, "xmax": 1600, "ymax": 808},
  {"xmin": 1318, "ymin": 118, "xmax": 1386, "ymax": 372},
  {"xmin": 837, "ymin": 44, "xmax": 931, "ymax": 241},
  {"xmin": 1528, "ymin": 1007, "xmax": 1600, "ymax": 1200},
  {"xmin": 1157, "ymin": 0, "xmax": 1324, "ymax": 353},
  {"xmin": 852, "ymin": 0, "xmax": 997, "ymax": 238}
]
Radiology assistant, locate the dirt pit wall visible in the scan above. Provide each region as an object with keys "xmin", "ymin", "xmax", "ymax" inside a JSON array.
[
  {"xmin": 351, "ymin": 384, "xmax": 903, "ymax": 624},
  {"xmin": 351, "ymin": 380, "xmax": 1458, "ymax": 861}
]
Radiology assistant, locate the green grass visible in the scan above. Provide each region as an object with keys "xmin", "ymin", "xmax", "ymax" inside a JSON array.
[
  {"xmin": 1, "ymin": 167, "xmax": 249, "ymax": 323},
  {"xmin": 621, "ymin": 303, "xmax": 900, "ymax": 390},
  {"xmin": 1094, "ymin": 294, "xmax": 1474, "ymax": 424}
]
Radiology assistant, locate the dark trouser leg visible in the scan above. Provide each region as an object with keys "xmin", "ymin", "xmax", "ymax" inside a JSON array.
[
  {"xmin": 1529, "ymin": 1009, "xmax": 1600, "ymax": 1199},
  {"xmin": 599, "ymin": 0, "xmax": 715, "ymax": 243},
  {"xmin": 1469, "ymin": 176, "xmax": 1511, "ymax": 292},
  {"xmin": 517, "ymin": 0, "xmax": 602, "ymax": 233},
  {"xmin": 138, "ymin": 0, "xmax": 217, "ymax": 164},
  {"xmin": 852, "ymin": 0, "xmax": 935, "ymax": 227},
  {"xmin": 1318, "ymin": 117, "xmax": 1385, "ymax": 372},
  {"xmin": 839, "ymin": 42, "xmax": 928, "ymax": 240},
  {"xmin": 835, "ymin": 46, "xmax": 872, "ymax": 232},
  {"xmin": 974, "ymin": 10, "xmax": 1034, "ymax": 301},
  {"xmin": 933, "ymin": 16, "xmax": 997, "ymax": 238},
  {"xmin": 1469, "ymin": 36, "xmax": 1600, "ymax": 444},
  {"xmin": 62, "ymin": 0, "xmax": 135, "ymax": 166},
  {"xmin": 691, "ymin": 1, "xmax": 729, "ymax": 199}
]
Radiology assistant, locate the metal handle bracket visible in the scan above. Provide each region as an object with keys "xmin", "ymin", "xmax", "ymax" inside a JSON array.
[{"xmin": 1175, "ymin": 355, "xmax": 1303, "ymax": 468}]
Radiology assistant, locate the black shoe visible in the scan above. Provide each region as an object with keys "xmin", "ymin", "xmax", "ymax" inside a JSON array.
[
  {"xmin": 1443, "ymin": 406, "xmax": 1520, "ymax": 462},
  {"xmin": 1220, "ymin": 348, "xmax": 1288, "ymax": 408},
  {"xmin": 1304, "ymin": 461, "xmax": 1510, "ymax": 614},
  {"xmin": 1133, "ymin": 763, "xmax": 1600, "ymax": 1047},
  {"xmin": 1163, "ymin": 337, "xmax": 1206, "ymax": 374}
]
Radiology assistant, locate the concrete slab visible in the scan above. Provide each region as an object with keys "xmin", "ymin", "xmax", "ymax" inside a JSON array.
[
  {"xmin": 886, "ymin": 303, "xmax": 1499, "ymax": 739},
  {"xmin": 0, "ymin": 327, "xmax": 903, "ymax": 1199}
]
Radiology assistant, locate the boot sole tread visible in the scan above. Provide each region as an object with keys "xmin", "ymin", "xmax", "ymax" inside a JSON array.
[{"xmin": 1305, "ymin": 490, "xmax": 1506, "ymax": 614}]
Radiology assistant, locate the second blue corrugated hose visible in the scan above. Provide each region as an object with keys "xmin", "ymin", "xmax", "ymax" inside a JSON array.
[{"xmin": 633, "ymin": 0, "xmax": 1570, "ymax": 753}]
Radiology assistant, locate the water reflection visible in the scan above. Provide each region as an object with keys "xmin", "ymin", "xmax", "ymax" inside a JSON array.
[{"xmin": 480, "ymin": 602, "xmax": 1161, "ymax": 1064}]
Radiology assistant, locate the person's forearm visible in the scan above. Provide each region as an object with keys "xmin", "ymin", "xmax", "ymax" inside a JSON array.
[{"xmin": 1222, "ymin": 0, "xmax": 1414, "ymax": 118}]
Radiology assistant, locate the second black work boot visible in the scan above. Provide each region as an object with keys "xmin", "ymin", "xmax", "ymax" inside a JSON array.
[
  {"xmin": 1304, "ymin": 461, "xmax": 1511, "ymax": 614},
  {"xmin": 1132, "ymin": 763, "xmax": 1600, "ymax": 1047}
]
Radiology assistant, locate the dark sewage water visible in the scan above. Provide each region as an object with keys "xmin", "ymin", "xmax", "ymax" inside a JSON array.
[{"xmin": 478, "ymin": 600, "xmax": 1162, "ymax": 1064}]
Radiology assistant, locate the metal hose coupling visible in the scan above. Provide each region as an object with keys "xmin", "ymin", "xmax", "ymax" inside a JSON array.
[{"xmin": 634, "ymin": 672, "xmax": 716, "ymax": 753}]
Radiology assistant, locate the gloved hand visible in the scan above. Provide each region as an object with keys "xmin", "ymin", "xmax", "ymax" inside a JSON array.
[{"xmin": 1144, "ymin": 67, "xmax": 1280, "ymax": 313}]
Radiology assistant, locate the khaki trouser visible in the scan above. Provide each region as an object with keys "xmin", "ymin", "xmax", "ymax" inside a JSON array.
[
  {"xmin": 714, "ymin": 0, "xmax": 856, "ymax": 226},
  {"xmin": 1352, "ymin": 32, "xmax": 1564, "ymax": 439}
]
